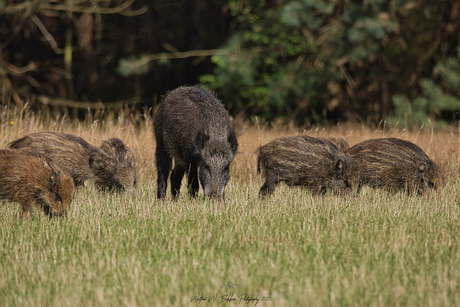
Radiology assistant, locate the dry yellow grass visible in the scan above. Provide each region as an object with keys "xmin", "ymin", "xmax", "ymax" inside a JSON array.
[{"xmin": 3, "ymin": 104, "xmax": 457, "ymax": 189}]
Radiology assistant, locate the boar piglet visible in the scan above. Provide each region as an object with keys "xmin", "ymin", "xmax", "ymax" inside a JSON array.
[
  {"xmin": 346, "ymin": 137, "xmax": 444, "ymax": 194},
  {"xmin": 257, "ymin": 135, "xmax": 353, "ymax": 196},
  {"xmin": 9, "ymin": 132, "xmax": 136, "ymax": 192},
  {"xmin": 0, "ymin": 149, "xmax": 74, "ymax": 218}
]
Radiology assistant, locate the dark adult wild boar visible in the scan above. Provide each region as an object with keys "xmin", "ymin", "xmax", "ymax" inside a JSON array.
[
  {"xmin": 346, "ymin": 137, "xmax": 444, "ymax": 194},
  {"xmin": 154, "ymin": 86, "xmax": 238, "ymax": 199},
  {"xmin": 0, "ymin": 149, "xmax": 74, "ymax": 218},
  {"xmin": 9, "ymin": 132, "xmax": 136, "ymax": 192},
  {"xmin": 257, "ymin": 135, "xmax": 353, "ymax": 196}
]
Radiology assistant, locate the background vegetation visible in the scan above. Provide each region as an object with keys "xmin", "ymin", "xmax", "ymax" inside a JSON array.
[
  {"xmin": 1, "ymin": 0, "xmax": 460, "ymax": 127},
  {"xmin": 0, "ymin": 105, "xmax": 460, "ymax": 306}
]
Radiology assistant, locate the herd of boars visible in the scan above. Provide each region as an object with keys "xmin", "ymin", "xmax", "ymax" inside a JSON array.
[{"xmin": 0, "ymin": 85, "xmax": 445, "ymax": 219}]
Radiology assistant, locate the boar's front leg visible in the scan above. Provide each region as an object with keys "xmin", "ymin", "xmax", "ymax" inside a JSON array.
[
  {"xmin": 170, "ymin": 163, "xmax": 185, "ymax": 198},
  {"xmin": 187, "ymin": 161, "xmax": 199, "ymax": 198},
  {"xmin": 155, "ymin": 145, "xmax": 171, "ymax": 199}
]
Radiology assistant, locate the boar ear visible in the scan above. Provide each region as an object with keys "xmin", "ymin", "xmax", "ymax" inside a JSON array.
[
  {"xmin": 335, "ymin": 159, "xmax": 343, "ymax": 172},
  {"xmin": 418, "ymin": 163, "xmax": 426, "ymax": 172},
  {"xmin": 47, "ymin": 170, "xmax": 59, "ymax": 190},
  {"xmin": 228, "ymin": 130, "xmax": 238, "ymax": 154},
  {"xmin": 195, "ymin": 131, "xmax": 210, "ymax": 150}
]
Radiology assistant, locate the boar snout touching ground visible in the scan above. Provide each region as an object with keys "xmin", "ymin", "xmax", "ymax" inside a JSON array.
[
  {"xmin": 9, "ymin": 132, "xmax": 136, "ymax": 192},
  {"xmin": 0, "ymin": 149, "xmax": 74, "ymax": 219},
  {"xmin": 154, "ymin": 85, "xmax": 238, "ymax": 200},
  {"xmin": 257, "ymin": 135, "xmax": 353, "ymax": 197},
  {"xmin": 346, "ymin": 137, "xmax": 444, "ymax": 194}
]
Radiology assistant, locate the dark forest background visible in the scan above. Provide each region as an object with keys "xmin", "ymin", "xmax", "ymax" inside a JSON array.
[{"xmin": 1, "ymin": 0, "xmax": 459, "ymax": 128}]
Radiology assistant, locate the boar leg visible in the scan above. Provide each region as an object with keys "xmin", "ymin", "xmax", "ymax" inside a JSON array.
[
  {"xmin": 187, "ymin": 162, "xmax": 199, "ymax": 197},
  {"xmin": 155, "ymin": 146, "xmax": 171, "ymax": 199},
  {"xmin": 171, "ymin": 164, "xmax": 185, "ymax": 198},
  {"xmin": 259, "ymin": 174, "xmax": 277, "ymax": 197}
]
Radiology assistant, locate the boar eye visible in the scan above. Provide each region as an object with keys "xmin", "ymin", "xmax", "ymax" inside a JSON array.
[
  {"xmin": 55, "ymin": 193, "xmax": 62, "ymax": 203},
  {"xmin": 223, "ymin": 165, "xmax": 230, "ymax": 172}
]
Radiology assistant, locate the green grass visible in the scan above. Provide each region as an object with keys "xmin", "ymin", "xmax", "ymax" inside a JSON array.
[
  {"xmin": 0, "ymin": 106, "xmax": 460, "ymax": 306},
  {"xmin": 1, "ymin": 181, "xmax": 460, "ymax": 306}
]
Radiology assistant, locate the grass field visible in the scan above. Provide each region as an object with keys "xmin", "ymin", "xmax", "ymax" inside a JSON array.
[{"xmin": 0, "ymin": 105, "xmax": 460, "ymax": 306}]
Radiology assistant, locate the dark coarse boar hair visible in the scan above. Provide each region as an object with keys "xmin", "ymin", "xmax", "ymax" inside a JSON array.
[
  {"xmin": 9, "ymin": 132, "xmax": 136, "ymax": 192},
  {"xmin": 0, "ymin": 149, "xmax": 74, "ymax": 218},
  {"xmin": 327, "ymin": 135, "xmax": 351, "ymax": 152},
  {"xmin": 346, "ymin": 137, "xmax": 444, "ymax": 194},
  {"xmin": 257, "ymin": 135, "xmax": 353, "ymax": 196},
  {"xmin": 154, "ymin": 85, "xmax": 238, "ymax": 199}
]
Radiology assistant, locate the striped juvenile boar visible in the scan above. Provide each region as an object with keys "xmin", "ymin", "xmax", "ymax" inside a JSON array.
[
  {"xmin": 327, "ymin": 135, "xmax": 351, "ymax": 152},
  {"xmin": 154, "ymin": 85, "xmax": 238, "ymax": 199},
  {"xmin": 346, "ymin": 137, "xmax": 444, "ymax": 194},
  {"xmin": 0, "ymin": 149, "xmax": 74, "ymax": 218},
  {"xmin": 257, "ymin": 135, "xmax": 353, "ymax": 196},
  {"xmin": 9, "ymin": 132, "xmax": 136, "ymax": 192}
]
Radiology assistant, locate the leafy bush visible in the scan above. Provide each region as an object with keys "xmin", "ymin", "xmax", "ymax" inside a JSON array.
[
  {"xmin": 200, "ymin": 1, "xmax": 460, "ymax": 127},
  {"xmin": 389, "ymin": 47, "xmax": 460, "ymax": 130}
]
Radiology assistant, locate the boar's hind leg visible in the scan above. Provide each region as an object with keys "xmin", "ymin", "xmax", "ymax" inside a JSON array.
[
  {"xmin": 259, "ymin": 174, "xmax": 277, "ymax": 197},
  {"xmin": 155, "ymin": 146, "xmax": 171, "ymax": 199},
  {"xmin": 171, "ymin": 164, "xmax": 185, "ymax": 198},
  {"xmin": 187, "ymin": 162, "xmax": 199, "ymax": 197}
]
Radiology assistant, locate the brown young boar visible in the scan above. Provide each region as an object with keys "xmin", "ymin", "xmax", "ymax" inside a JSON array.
[
  {"xmin": 0, "ymin": 149, "xmax": 74, "ymax": 218},
  {"xmin": 9, "ymin": 132, "xmax": 136, "ymax": 192},
  {"xmin": 346, "ymin": 137, "xmax": 444, "ymax": 194},
  {"xmin": 327, "ymin": 135, "xmax": 352, "ymax": 152},
  {"xmin": 154, "ymin": 85, "xmax": 238, "ymax": 199},
  {"xmin": 257, "ymin": 135, "xmax": 353, "ymax": 196}
]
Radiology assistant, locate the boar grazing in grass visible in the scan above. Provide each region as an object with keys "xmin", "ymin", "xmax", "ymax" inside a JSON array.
[
  {"xmin": 0, "ymin": 149, "xmax": 74, "ymax": 218},
  {"xmin": 346, "ymin": 137, "xmax": 444, "ymax": 194},
  {"xmin": 154, "ymin": 85, "xmax": 238, "ymax": 199},
  {"xmin": 257, "ymin": 135, "xmax": 353, "ymax": 197},
  {"xmin": 9, "ymin": 132, "xmax": 136, "ymax": 192}
]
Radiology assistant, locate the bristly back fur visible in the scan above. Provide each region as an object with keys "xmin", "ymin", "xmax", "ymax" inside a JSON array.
[
  {"xmin": 9, "ymin": 132, "xmax": 136, "ymax": 192},
  {"xmin": 346, "ymin": 137, "xmax": 444, "ymax": 194},
  {"xmin": 256, "ymin": 135, "xmax": 353, "ymax": 196},
  {"xmin": 154, "ymin": 85, "xmax": 238, "ymax": 199},
  {"xmin": 0, "ymin": 149, "xmax": 74, "ymax": 218}
]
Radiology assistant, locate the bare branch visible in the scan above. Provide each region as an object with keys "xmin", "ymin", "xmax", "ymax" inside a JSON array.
[
  {"xmin": 35, "ymin": 95, "xmax": 140, "ymax": 109},
  {"xmin": 2, "ymin": 1, "xmax": 36, "ymax": 14},
  {"xmin": 2, "ymin": 0, "xmax": 141, "ymax": 16},
  {"xmin": 31, "ymin": 14, "xmax": 62, "ymax": 54},
  {"xmin": 38, "ymin": 0, "xmax": 138, "ymax": 14},
  {"xmin": 118, "ymin": 47, "xmax": 263, "ymax": 76},
  {"xmin": 0, "ymin": 62, "xmax": 38, "ymax": 76},
  {"xmin": 126, "ymin": 49, "xmax": 234, "ymax": 69},
  {"xmin": 117, "ymin": 5, "xmax": 148, "ymax": 17}
]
